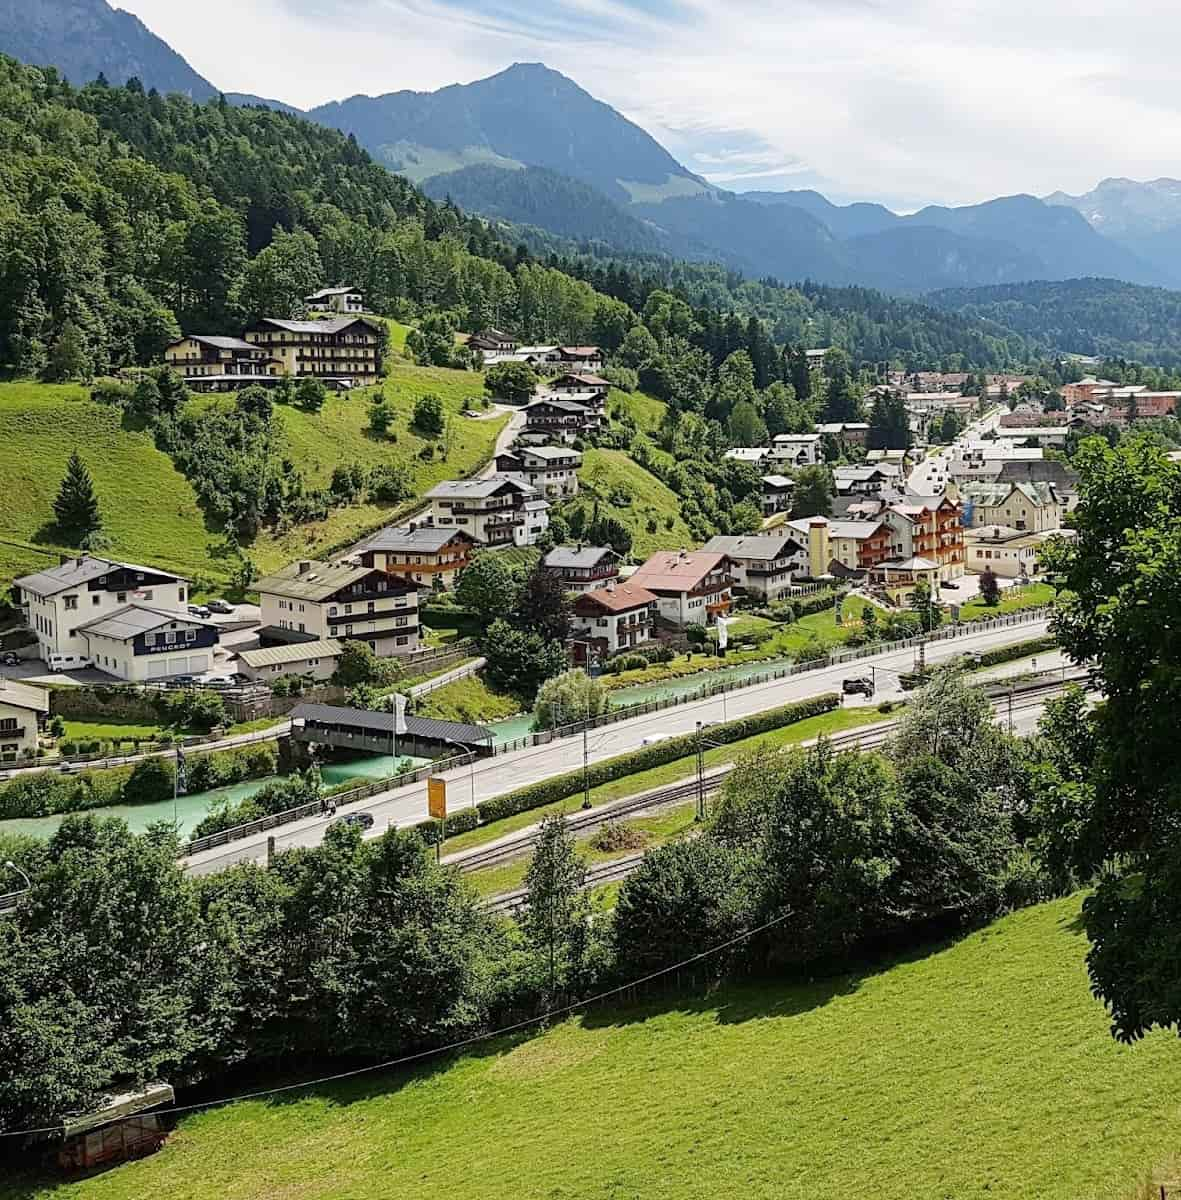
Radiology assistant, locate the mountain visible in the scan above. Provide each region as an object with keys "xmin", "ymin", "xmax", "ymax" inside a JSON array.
[
  {"xmin": 0, "ymin": 0, "xmax": 217, "ymax": 98},
  {"xmin": 1045, "ymin": 177, "xmax": 1181, "ymax": 270},
  {"xmin": 225, "ymin": 93, "xmax": 306, "ymax": 118},
  {"xmin": 308, "ymin": 63, "xmax": 710, "ymax": 207},
  {"xmin": 743, "ymin": 189, "xmax": 900, "ymax": 238},
  {"xmin": 928, "ymin": 277, "xmax": 1181, "ymax": 368},
  {"xmin": 421, "ymin": 164, "xmax": 669, "ymax": 256}
]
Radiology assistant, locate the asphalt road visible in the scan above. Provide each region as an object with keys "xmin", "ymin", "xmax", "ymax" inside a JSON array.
[{"xmin": 185, "ymin": 616, "xmax": 1053, "ymax": 876}]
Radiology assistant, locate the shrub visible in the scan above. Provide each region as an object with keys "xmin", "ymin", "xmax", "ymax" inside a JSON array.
[
  {"xmin": 971, "ymin": 635, "xmax": 1057, "ymax": 670},
  {"xmin": 122, "ymin": 756, "xmax": 175, "ymax": 806},
  {"xmin": 476, "ymin": 694, "xmax": 839, "ymax": 825},
  {"xmin": 0, "ymin": 771, "xmax": 79, "ymax": 819},
  {"xmin": 412, "ymin": 392, "xmax": 446, "ymax": 437}
]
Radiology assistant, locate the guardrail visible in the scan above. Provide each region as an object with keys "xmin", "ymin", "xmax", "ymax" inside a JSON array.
[{"xmin": 180, "ymin": 606, "xmax": 1052, "ymax": 857}]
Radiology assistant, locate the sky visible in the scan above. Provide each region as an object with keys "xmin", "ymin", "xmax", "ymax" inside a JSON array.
[{"xmin": 118, "ymin": 0, "xmax": 1181, "ymax": 211}]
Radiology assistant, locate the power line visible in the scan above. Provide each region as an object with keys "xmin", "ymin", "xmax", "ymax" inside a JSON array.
[{"xmin": 0, "ymin": 908, "xmax": 792, "ymax": 1140}]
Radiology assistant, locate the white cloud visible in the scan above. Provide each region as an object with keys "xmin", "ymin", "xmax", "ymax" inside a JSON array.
[{"xmin": 118, "ymin": 0, "xmax": 1181, "ymax": 208}]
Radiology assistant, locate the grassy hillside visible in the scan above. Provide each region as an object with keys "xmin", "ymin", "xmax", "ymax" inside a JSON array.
[
  {"xmin": 0, "ymin": 370, "xmax": 508, "ymax": 587},
  {"xmin": 0, "ymin": 384, "xmax": 222, "ymax": 588},
  {"xmin": 573, "ymin": 447, "xmax": 693, "ymax": 558},
  {"xmin": 11, "ymin": 894, "xmax": 1181, "ymax": 1199}
]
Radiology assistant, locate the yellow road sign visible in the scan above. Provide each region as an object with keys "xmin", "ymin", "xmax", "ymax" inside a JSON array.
[{"xmin": 428, "ymin": 777, "xmax": 447, "ymax": 821}]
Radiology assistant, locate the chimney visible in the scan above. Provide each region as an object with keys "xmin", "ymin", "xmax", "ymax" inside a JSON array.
[
  {"xmin": 606, "ymin": 580, "xmax": 616, "ymax": 593},
  {"xmin": 298, "ymin": 560, "xmax": 312, "ymax": 575},
  {"xmin": 75, "ymin": 556, "xmax": 85, "ymax": 568}
]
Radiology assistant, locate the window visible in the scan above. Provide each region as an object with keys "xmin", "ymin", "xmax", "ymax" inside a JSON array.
[
  {"xmin": 145, "ymin": 632, "xmax": 155, "ymax": 647},
  {"xmin": 64, "ymin": 595, "xmax": 77, "ymax": 611},
  {"xmin": 328, "ymin": 606, "xmax": 338, "ymax": 617},
  {"xmin": 345, "ymin": 624, "xmax": 353, "ymax": 635},
  {"xmin": 185, "ymin": 629, "xmax": 196, "ymax": 643},
  {"xmin": 164, "ymin": 631, "xmax": 176, "ymax": 645},
  {"xmin": 142, "ymin": 590, "xmax": 152, "ymax": 600},
  {"xmin": 344, "ymin": 603, "xmax": 353, "ymax": 615},
  {"xmin": 396, "ymin": 636, "xmax": 408, "ymax": 646},
  {"xmin": 0, "ymin": 718, "xmax": 17, "ymax": 732}
]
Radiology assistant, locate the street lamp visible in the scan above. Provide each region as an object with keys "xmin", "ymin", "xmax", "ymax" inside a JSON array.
[{"xmin": 3, "ymin": 860, "xmax": 31, "ymax": 891}]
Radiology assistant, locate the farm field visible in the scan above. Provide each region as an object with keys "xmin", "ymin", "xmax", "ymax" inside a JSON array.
[{"xmin": 8, "ymin": 894, "xmax": 1179, "ymax": 1200}]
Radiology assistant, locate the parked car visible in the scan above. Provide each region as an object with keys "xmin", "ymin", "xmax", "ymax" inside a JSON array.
[
  {"xmin": 841, "ymin": 675, "xmax": 875, "ymax": 697},
  {"xmin": 169, "ymin": 674, "xmax": 203, "ymax": 688},
  {"xmin": 329, "ymin": 812, "xmax": 375, "ymax": 832},
  {"xmin": 206, "ymin": 599, "xmax": 233, "ymax": 615},
  {"xmin": 0, "ymin": 652, "xmax": 19, "ymax": 666},
  {"xmin": 200, "ymin": 677, "xmax": 236, "ymax": 691},
  {"xmin": 939, "ymin": 580, "xmax": 960, "ymax": 590},
  {"xmin": 187, "ymin": 604, "xmax": 211, "ymax": 619}
]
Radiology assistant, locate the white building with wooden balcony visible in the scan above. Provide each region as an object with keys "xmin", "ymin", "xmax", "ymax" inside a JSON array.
[
  {"xmin": 0, "ymin": 678, "xmax": 49, "ymax": 764},
  {"xmin": 628, "ymin": 549, "xmax": 735, "ymax": 628},
  {"xmin": 419, "ymin": 476, "xmax": 550, "ymax": 547}
]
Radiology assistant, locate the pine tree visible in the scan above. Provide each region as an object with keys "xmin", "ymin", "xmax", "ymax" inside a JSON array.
[
  {"xmin": 523, "ymin": 814, "xmax": 590, "ymax": 998},
  {"xmin": 53, "ymin": 451, "xmax": 103, "ymax": 546}
]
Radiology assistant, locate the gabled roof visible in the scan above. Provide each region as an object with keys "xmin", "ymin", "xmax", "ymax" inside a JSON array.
[
  {"xmin": 425, "ymin": 475, "xmax": 537, "ymax": 501},
  {"xmin": 772, "ymin": 433, "xmax": 821, "ymax": 443},
  {"xmin": 255, "ymin": 559, "xmax": 412, "ymax": 603},
  {"xmin": 361, "ymin": 525, "xmax": 475, "ymax": 554},
  {"xmin": 761, "ymin": 474, "xmax": 794, "ymax": 488},
  {"xmin": 252, "ymin": 317, "xmax": 371, "ymax": 335},
  {"xmin": 630, "ymin": 550, "xmax": 731, "ymax": 593},
  {"xmin": 291, "ymin": 702, "xmax": 492, "ymax": 746},
  {"xmin": 525, "ymin": 398, "xmax": 593, "ymax": 415},
  {"xmin": 516, "ymin": 445, "xmax": 583, "ymax": 462},
  {"xmin": 575, "ymin": 583, "xmax": 657, "ymax": 613},
  {"xmin": 553, "ymin": 373, "xmax": 610, "ymax": 387},
  {"xmin": 179, "ymin": 335, "xmax": 258, "ymax": 352},
  {"xmin": 238, "ymin": 639, "xmax": 344, "ymax": 669},
  {"xmin": 15, "ymin": 556, "xmax": 184, "ymax": 598},
  {"xmin": 702, "ymin": 533, "xmax": 804, "ymax": 562},
  {"xmin": 0, "ymin": 678, "xmax": 49, "ymax": 714},
  {"xmin": 305, "ymin": 286, "xmax": 358, "ymax": 299},
  {"xmin": 77, "ymin": 604, "xmax": 215, "ymax": 642},
  {"xmin": 543, "ymin": 545, "xmax": 618, "ymax": 570},
  {"xmin": 558, "ymin": 346, "xmax": 601, "ymax": 357}
]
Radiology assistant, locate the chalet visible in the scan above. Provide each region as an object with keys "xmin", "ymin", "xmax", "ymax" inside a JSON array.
[
  {"xmin": 761, "ymin": 474, "xmax": 794, "ymax": 516},
  {"xmin": 571, "ymin": 582, "xmax": 657, "ymax": 663},
  {"xmin": 833, "ymin": 464, "xmax": 902, "ymax": 497},
  {"xmin": 816, "ymin": 421, "xmax": 870, "ymax": 446},
  {"xmin": 495, "ymin": 445, "xmax": 582, "ymax": 498},
  {"xmin": 483, "ymin": 345, "xmax": 561, "ymax": 370},
  {"xmin": 882, "ymin": 499, "xmax": 966, "ymax": 578},
  {"xmin": 767, "ymin": 433, "xmax": 823, "ymax": 467},
  {"xmin": 14, "ymin": 556, "xmax": 192, "ymax": 671},
  {"xmin": 629, "ymin": 550, "xmax": 734, "ymax": 627},
  {"xmin": 358, "ymin": 526, "xmax": 477, "ymax": 591},
  {"xmin": 419, "ymin": 476, "xmax": 549, "ymax": 547},
  {"xmin": 522, "ymin": 398, "xmax": 602, "ymax": 444},
  {"xmin": 550, "ymin": 373, "xmax": 610, "ymax": 400},
  {"xmin": 163, "ymin": 335, "xmax": 279, "ymax": 384},
  {"xmin": 557, "ymin": 346, "xmax": 604, "ymax": 372},
  {"xmin": 959, "ymin": 481, "xmax": 1063, "ymax": 533},
  {"xmin": 468, "ymin": 329, "xmax": 517, "ymax": 354},
  {"xmin": 237, "ymin": 639, "xmax": 344, "ymax": 683},
  {"xmin": 0, "ymin": 678, "xmax": 49, "ymax": 763},
  {"xmin": 243, "ymin": 317, "xmax": 382, "ymax": 385},
  {"xmin": 701, "ymin": 533, "xmax": 807, "ymax": 602},
  {"xmin": 304, "ymin": 286, "xmax": 365, "ymax": 314},
  {"xmin": 542, "ymin": 546, "xmax": 620, "ymax": 594},
  {"xmin": 76, "ymin": 605, "xmax": 220, "ymax": 683},
  {"xmin": 254, "ymin": 559, "xmax": 421, "ymax": 658}
]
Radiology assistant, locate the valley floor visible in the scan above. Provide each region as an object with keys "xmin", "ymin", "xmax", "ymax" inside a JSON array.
[{"xmin": 7, "ymin": 894, "xmax": 1178, "ymax": 1200}]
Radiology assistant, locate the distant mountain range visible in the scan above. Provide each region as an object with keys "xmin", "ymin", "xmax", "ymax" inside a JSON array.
[{"xmin": 5, "ymin": 0, "xmax": 1181, "ymax": 297}]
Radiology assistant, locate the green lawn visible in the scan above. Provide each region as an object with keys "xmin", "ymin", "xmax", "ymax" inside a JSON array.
[
  {"xmin": 61, "ymin": 720, "xmax": 166, "ymax": 743},
  {"xmin": 0, "ymin": 372, "xmax": 508, "ymax": 589},
  {"xmin": 0, "ymin": 383, "xmax": 223, "ymax": 588},
  {"xmin": 609, "ymin": 387, "xmax": 668, "ymax": 435},
  {"xmin": 958, "ymin": 582, "xmax": 1056, "ymax": 621},
  {"xmin": 442, "ymin": 705, "xmax": 891, "ymax": 857},
  {"xmin": 415, "ymin": 675, "xmax": 521, "ymax": 724},
  {"xmin": 14, "ymin": 893, "xmax": 1181, "ymax": 1199},
  {"xmin": 571, "ymin": 447, "xmax": 695, "ymax": 558}
]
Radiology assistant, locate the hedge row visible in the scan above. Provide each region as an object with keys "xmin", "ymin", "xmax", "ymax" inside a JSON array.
[
  {"xmin": 899, "ymin": 635, "xmax": 1059, "ymax": 690},
  {"xmin": 474, "ymin": 693, "xmax": 840, "ymax": 826},
  {"xmin": 412, "ymin": 806, "xmax": 480, "ymax": 846}
]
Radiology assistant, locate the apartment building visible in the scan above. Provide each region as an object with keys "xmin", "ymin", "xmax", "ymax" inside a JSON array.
[
  {"xmin": 767, "ymin": 433, "xmax": 823, "ymax": 467},
  {"xmin": 883, "ymin": 498, "xmax": 966, "ymax": 578},
  {"xmin": 495, "ymin": 445, "xmax": 582, "ymax": 498},
  {"xmin": 959, "ymin": 481, "xmax": 1063, "ymax": 532},
  {"xmin": 358, "ymin": 526, "xmax": 476, "ymax": 591},
  {"xmin": 571, "ymin": 582, "xmax": 657, "ymax": 663},
  {"xmin": 522, "ymin": 399, "xmax": 603, "ymax": 444},
  {"xmin": 420, "ymin": 477, "xmax": 550, "ymax": 547},
  {"xmin": 833, "ymin": 464, "xmax": 902, "ymax": 497},
  {"xmin": 14, "ymin": 556, "xmax": 192, "ymax": 670},
  {"xmin": 243, "ymin": 317, "xmax": 382, "ymax": 385},
  {"xmin": 255, "ymin": 559, "xmax": 421, "ymax": 657},
  {"xmin": 468, "ymin": 329, "xmax": 517, "ymax": 354},
  {"xmin": 816, "ymin": 422, "xmax": 870, "ymax": 445},
  {"xmin": 761, "ymin": 474, "xmax": 794, "ymax": 516},
  {"xmin": 541, "ymin": 546, "xmax": 621, "ymax": 594},
  {"xmin": 789, "ymin": 516, "xmax": 894, "ymax": 576},
  {"xmin": 0, "ymin": 678, "xmax": 49, "ymax": 763},
  {"xmin": 550, "ymin": 373, "xmax": 610, "ymax": 403},
  {"xmin": 702, "ymin": 533, "xmax": 807, "ymax": 602},
  {"xmin": 304, "ymin": 286, "xmax": 365, "ymax": 314},
  {"xmin": 163, "ymin": 335, "xmax": 279, "ymax": 382},
  {"xmin": 629, "ymin": 550, "xmax": 734, "ymax": 627}
]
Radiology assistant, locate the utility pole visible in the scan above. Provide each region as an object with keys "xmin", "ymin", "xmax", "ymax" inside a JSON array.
[
  {"xmin": 1008, "ymin": 685, "xmax": 1014, "ymax": 734},
  {"xmin": 582, "ymin": 716, "xmax": 591, "ymax": 810},
  {"xmin": 695, "ymin": 721, "xmax": 706, "ymax": 822}
]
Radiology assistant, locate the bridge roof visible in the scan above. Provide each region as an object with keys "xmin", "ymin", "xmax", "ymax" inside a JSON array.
[{"xmin": 291, "ymin": 702, "xmax": 492, "ymax": 746}]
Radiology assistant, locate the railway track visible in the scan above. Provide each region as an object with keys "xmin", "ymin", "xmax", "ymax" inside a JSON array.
[{"xmin": 477, "ymin": 673, "xmax": 1086, "ymax": 912}]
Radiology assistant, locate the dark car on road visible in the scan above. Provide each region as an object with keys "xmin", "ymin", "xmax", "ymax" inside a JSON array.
[
  {"xmin": 841, "ymin": 675, "xmax": 875, "ymax": 697},
  {"xmin": 329, "ymin": 812, "xmax": 375, "ymax": 832}
]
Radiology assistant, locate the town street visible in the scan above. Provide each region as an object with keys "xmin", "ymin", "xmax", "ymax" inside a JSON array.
[{"xmin": 185, "ymin": 616, "xmax": 1053, "ymax": 875}]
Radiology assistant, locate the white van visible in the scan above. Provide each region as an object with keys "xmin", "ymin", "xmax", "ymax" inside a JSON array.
[{"xmin": 48, "ymin": 653, "xmax": 93, "ymax": 672}]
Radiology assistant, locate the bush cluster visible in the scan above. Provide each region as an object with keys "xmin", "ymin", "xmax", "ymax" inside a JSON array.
[{"xmin": 476, "ymin": 694, "xmax": 838, "ymax": 825}]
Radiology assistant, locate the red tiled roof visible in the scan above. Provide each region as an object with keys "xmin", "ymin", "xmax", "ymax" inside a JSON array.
[
  {"xmin": 575, "ymin": 583, "xmax": 657, "ymax": 614},
  {"xmin": 629, "ymin": 551, "xmax": 730, "ymax": 593}
]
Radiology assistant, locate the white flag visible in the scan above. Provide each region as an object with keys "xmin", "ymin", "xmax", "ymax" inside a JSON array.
[
  {"xmin": 392, "ymin": 691, "xmax": 408, "ymax": 735},
  {"xmin": 716, "ymin": 616, "xmax": 731, "ymax": 650}
]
